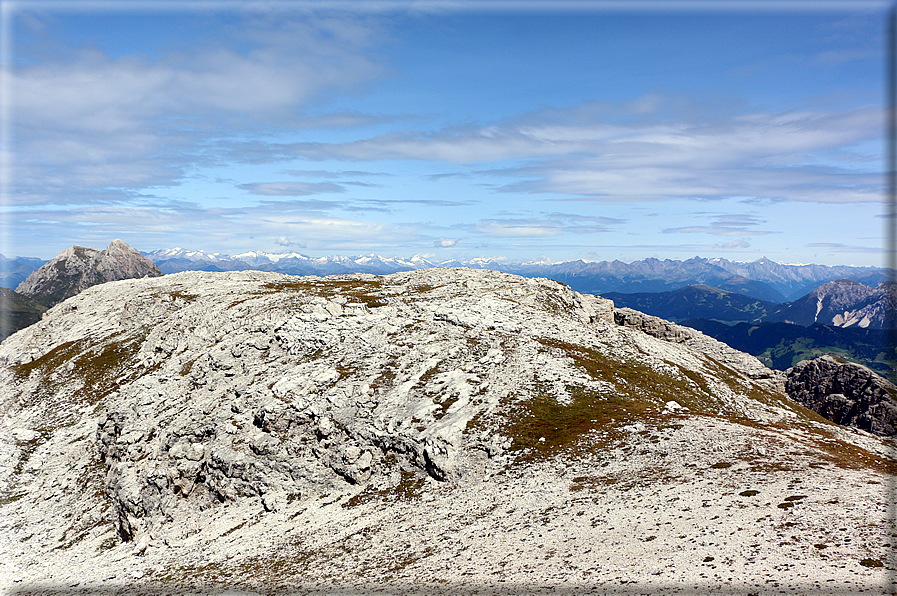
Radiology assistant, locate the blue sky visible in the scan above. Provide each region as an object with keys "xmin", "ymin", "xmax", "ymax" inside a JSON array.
[{"xmin": 0, "ymin": 0, "xmax": 891, "ymax": 266}]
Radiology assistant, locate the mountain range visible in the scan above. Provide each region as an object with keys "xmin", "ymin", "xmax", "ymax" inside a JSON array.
[
  {"xmin": 606, "ymin": 279, "xmax": 896, "ymax": 330},
  {"xmin": 1, "ymin": 246, "xmax": 886, "ymax": 304},
  {"xmin": 141, "ymin": 248, "xmax": 886, "ymax": 303},
  {"xmin": 607, "ymin": 280, "xmax": 896, "ymax": 374},
  {"xmin": 1, "ymin": 266, "xmax": 894, "ymax": 593},
  {"xmin": 0, "ymin": 255, "xmax": 45, "ymax": 290}
]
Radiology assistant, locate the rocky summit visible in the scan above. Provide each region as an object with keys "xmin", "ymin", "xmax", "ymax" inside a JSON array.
[
  {"xmin": 0, "ymin": 268, "xmax": 894, "ymax": 595},
  {"xmin": 15, "ymin": 239, "xmax": 161, "ymax": 308}
]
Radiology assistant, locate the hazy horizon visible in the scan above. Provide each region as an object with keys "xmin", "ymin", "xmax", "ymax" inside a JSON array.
[{"xmin": 4, "ymin": 239, "xmax": 886, "ymax": 271}]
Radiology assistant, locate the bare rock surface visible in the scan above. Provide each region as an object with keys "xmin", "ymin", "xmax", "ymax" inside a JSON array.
[
  {"xmin": 0, "ymin": 268, "xmax": 894, "ymax": 595},
  {"xmin": 785, "ymin": 355, "xmax": 897, "ymax": 436},
  {"xmin": 14, "ymin": 239, "xmax": 161, "ymax": 308}
]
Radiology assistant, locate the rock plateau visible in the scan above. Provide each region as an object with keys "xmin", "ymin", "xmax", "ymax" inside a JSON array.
[{"xmin": 0, "ymin": 268, "xmax": 894, "ymax": 595}]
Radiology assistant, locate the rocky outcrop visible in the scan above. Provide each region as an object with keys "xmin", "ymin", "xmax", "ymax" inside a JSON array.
[
  {"xmin": 785, "ymin": 355, "xmax": 897, "ymax": 436},
  {"xmin": 15, "ymin": 239, "xmax": 161, "ymax": 308}
]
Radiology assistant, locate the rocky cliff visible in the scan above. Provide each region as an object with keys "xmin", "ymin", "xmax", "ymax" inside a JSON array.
[
  {"xmin": 785, "ymin": 355, "xmax": 897, "ymax": 436},
  {"xmin": 15, "ymin": 239, "xmax": 161, "ymax": 308},
  {"xmin": 0, "ymin": 269, "xmax": 893, "ymax": 594}
]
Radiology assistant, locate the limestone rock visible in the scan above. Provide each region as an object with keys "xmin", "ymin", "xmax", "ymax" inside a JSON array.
[
  {"xmin": 614, "ymin": 307, "xmax": 781, "ymax": 386},
  {"xmin": 0, "ymin": 268, "xmax": 893, "ymax": 593}
]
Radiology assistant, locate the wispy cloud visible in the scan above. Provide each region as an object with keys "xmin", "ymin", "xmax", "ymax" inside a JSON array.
[
  {"xmin": 811, "ymin": 48, "xmax": 878, "ymax": 66},
  {"xmin": 806, "ymin": 242, "xmax": 882, "ymax": 253},
  {"xmin": 365, "ymin": 198, "xmax": 475, "ymax": 207},
  {"xmin": 238, "ymin": 182, "xmax": 347, "ymax": 196},
  {"xmin": 281, "ymin": 169, "xmax": 393, "ymax": 178},
  {"xmin": 6, "ymin": 201, "xmax": 432, "ymax": 255},
  {"xmin": 663, "ymin": 213, "xmax": 778, "ymax": 237},
  {"xmin": 469, "ymin": 212, "xmax": 624, "ymax": 238},
  {"xmin": 230, "ymin": 97, "xmax": 882, "ymax": 204}
]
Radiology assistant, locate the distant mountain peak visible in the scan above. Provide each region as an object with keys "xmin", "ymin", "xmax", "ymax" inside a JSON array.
[{"xmin": 16, "ymin": 239, "xmax": 161, "ymax": 308}]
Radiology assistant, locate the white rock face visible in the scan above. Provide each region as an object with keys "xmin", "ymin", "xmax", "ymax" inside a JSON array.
[{"xmin": 0, "ymin": 268, "xmax": 893, "ymax": 594}]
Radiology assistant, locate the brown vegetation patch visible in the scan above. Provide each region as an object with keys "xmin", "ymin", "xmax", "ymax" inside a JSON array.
[
  {"xmin": 165, "ymin": 291, "xmax": 199, "ymax": 303},
  {"xmin": 343, "ymin": 470, "xmax": 427, "ymax": 508},
  {"xmin": 262, "ymin": 278, "xmax": 388, "ymax": 308},
  {"xmin": 10, "ymin": 340, "xmax": 81, "ymax": 381},
  {"xmin": 500, "ymin": 338, "xmax": 711, "ymax": 462}
]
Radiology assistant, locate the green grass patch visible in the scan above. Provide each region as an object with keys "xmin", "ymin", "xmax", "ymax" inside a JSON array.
[
  {"xmin": 69, "ymin": 330, "xmax": 155, "ymax": 405},
  {"xmin": 500, "ymin": 338, "xmax": 720, "ymax": 461},
  {"xmin": 10, "ymin": 328, "xmax": 153, "ymax": 408}
]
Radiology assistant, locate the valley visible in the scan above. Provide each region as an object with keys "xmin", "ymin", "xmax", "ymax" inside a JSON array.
[{"xmin": 607, "ymin": 281, "xmax": 896, "ymax": 376}]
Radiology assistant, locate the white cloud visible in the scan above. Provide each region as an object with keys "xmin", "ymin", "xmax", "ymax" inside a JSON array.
[
  {"xmin": 715, "ymin": 238, "xmax": 751, "ymax": 249},
  {"xmin": 5, "ymin": 201, "xmax": 428, "ymax": 258},
  {"xmin": 8, "ymin": 15, "xmax": 386, "ymax": 206},
  {"xmin": 806, "ymin": 242, "xmax": 882, "ymax": 253},
  {"xmin": 269, "ymin": 98, "xmax": 881, "ymax": 205},
  {"xmin": 435, "ymin": 238, "xmax": 458, "ymax": 247},
  {"xmin": 470, "ymin": 212, "xmax": 623, "ymax": 238}
]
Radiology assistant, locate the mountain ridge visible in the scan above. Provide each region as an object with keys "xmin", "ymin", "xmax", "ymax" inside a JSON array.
[
  {"xmin": 607, "ymin": 279, "xmax": 895, "ymax": 330},
  {"xmin": 765, "ymin": 279, "xmax": 896, "ymax": 329},
  {"xmin": 2, "ymin": 245, "xmax": 884, "ymax": 304}
]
